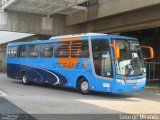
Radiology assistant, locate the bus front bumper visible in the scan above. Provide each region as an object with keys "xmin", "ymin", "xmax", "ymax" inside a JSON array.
[{"xmin": 111, "ymin": 80, "xmax": 146, "ymax": 93}]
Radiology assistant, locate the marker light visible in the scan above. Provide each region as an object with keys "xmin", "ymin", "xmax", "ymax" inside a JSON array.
[
  {"xmin": 116, "ymin": 79, "xmax": 125, "ymax": 83},
  {"xmin": 112, "ymin": 40, "xmax": 116, "ymax": 45}
]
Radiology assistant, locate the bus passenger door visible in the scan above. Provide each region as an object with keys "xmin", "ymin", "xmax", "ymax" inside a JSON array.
[{"xmin": 91, "ymin": 39, "xmax": 112, "ymax": 78}]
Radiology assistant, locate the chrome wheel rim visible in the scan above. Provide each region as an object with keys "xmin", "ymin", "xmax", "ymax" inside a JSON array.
[
  {"xmin": 22, "ymin": 75, "xmax": 27, "ymax": 83},
  {"xmin": 81, "ymin": 81, "xmax": 89, "ymax": 92}
]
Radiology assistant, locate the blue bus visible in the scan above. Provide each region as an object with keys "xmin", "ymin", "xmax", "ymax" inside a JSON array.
[{"xmin": 6, "ymin": 33, "xmax": 153, "ymax": 94}]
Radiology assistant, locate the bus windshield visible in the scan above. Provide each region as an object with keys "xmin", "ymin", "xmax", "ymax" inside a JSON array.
[{"xmin": 114, "ymin": 39, "xmax": 145, "ymax": 76}]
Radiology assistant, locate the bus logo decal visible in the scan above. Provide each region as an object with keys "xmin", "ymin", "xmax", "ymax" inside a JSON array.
[{"xmin": 53, "ymin": 62, "xmax": 86, "ymax": 69}]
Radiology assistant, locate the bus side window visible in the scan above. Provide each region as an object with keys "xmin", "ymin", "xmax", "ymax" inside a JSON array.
[
  {"xmin": 8, "ymin": 47, "xmax": 11, "ymax": 57},
  {"xmin": 8, "ymin": 46, "xmax": 17, "ymax": 58},
  {"xmin": 71, "ymin": 41, "xmax": 89, "ymax": 58},
  {"xmin": 40, "ymin": 44, "xmax": 53, "ymax": 58},
  {"xmin": 17, "ymin": 45, "xmax": 27, "ymax": 58},
  {"xmin": 55, "ymin": 42, "xmax": 70, "ymax": 57},
  {"xmin": 28, "ymin": 44, "xmax": 40, "ymax": 57}
]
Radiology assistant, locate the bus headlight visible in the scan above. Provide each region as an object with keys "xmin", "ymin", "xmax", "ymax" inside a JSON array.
[
  {"xmin": 116, "ymin": 79, "xmax": 125, "ymax": 83},
  {"xmin": 137, "ymin": 77, "xmax": 146, "ymax": 82}
]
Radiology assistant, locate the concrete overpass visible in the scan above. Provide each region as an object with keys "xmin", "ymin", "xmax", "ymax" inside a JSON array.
[
  {"xmin": 0, "ymin": 0, "xmax": 88, "ymax": 35},
  {"xmin": 0, "ymin": 0, "xmax": 160, "ymax": 35}
]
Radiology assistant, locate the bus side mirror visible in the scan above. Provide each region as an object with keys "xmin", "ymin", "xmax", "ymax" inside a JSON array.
[
  {"xmin": 141, "ymin": 46, "xmax": 154, "ymax": 60},
  {"xmin": 110, "ymin": 44, "xmax": 120, "ymax": 60}
]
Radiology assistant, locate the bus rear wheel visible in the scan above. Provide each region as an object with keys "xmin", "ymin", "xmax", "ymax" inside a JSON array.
[
  {"xmin": 22, "ymin": 73, "xmax": 29, "ymax": 85},
  {"xmin": 78, "ymin": 78, "xmax": 90, "ymax": 95}
]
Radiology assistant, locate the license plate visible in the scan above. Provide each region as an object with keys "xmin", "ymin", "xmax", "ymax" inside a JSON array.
[
  {"xmin": 132, "ymin": 85, "xmax": 137, "ymax": 89},
  {"xmin": 103, "ymin": 83, "xmax": 110, "ymax": 88}
]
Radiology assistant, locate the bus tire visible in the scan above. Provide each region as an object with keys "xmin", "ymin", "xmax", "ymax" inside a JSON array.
[
  {"xmin": 21, "ymin": 73, "xmax": 29, "ymax": 85},
  {"xmin": 78, "ymin": 78, "xmax": 90, "ymax": 95}
]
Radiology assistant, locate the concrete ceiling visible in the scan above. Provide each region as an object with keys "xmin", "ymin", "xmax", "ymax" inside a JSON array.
[{"xmin": 1, "ymin": 0, "xmax": 88, "ymax": 15}]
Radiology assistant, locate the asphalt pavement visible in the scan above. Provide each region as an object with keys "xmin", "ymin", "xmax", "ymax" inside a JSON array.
[{"xmin": 0, "ymin": 73, "xmax": 160, "ymax": 120}]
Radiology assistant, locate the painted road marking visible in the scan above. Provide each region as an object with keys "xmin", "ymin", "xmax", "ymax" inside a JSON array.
[
  {"xmin": 77, "ymin": 97, "xmax": 160, "ymax": 114},
  {"xmin": 0, "ymin": 90, "xmax": 8, "ymax": 97}
]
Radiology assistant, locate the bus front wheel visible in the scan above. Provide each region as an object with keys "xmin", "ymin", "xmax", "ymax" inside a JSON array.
[
  {"xmin": 78, "ymin": 78, "xmax": 90, "ymax": 95},
  {"xmin": 22, "ymin": 73, "xmax": 29, "ymax": 85}
]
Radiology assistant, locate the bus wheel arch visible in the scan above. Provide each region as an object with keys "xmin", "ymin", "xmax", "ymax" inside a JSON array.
[{"xmin": 76, "ymin": 76, "xmax": 90, "ymax": 94}]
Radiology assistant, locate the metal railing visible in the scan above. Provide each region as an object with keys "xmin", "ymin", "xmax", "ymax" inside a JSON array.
[{"xmin": 146, "ymin": 62, "xmax": 160, "ymax": 82}]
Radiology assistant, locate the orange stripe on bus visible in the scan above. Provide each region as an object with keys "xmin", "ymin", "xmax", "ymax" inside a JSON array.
[{"xmin": 60, "ymin": 37, "xmax": 81, "ymax": 42}]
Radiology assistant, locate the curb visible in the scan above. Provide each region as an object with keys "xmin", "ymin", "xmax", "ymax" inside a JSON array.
[{"xmin": 145, "ymin": 86, "xmax": 160, "ymax": 93}]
